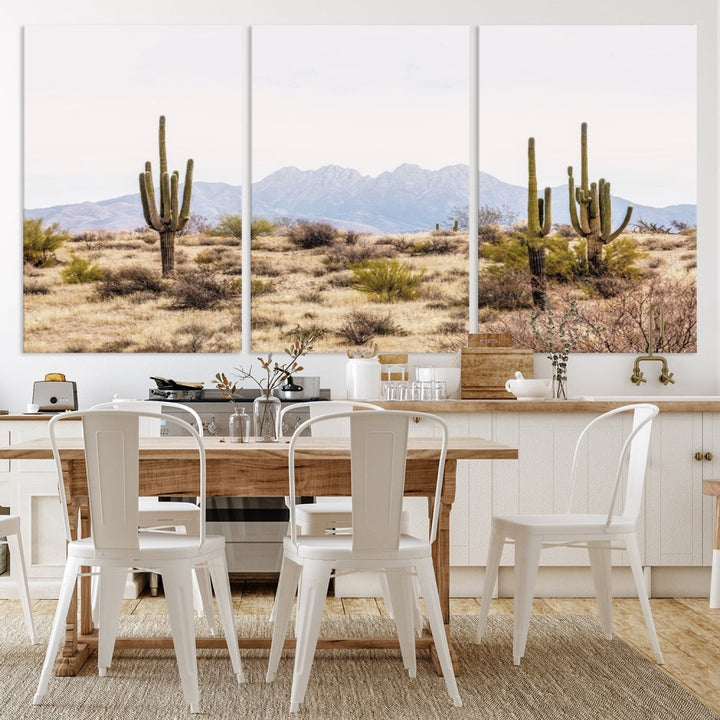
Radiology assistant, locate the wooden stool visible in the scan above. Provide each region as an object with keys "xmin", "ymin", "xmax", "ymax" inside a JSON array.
[{"xmin": 702, "ymin": 480, "xmax": 720, "ymax": 608}]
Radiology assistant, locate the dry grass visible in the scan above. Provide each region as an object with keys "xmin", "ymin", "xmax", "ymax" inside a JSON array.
[{"xmin": 23, "ymin": 228, "xmax": 695, "ymax": 354}]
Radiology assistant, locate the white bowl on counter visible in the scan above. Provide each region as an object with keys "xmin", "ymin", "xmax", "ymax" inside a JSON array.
[{"xmin": 505, "ymin": 378, "xmax": 551, "ymax": 401}]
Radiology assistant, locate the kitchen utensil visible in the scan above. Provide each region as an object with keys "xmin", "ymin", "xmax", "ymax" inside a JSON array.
[{"xmin": 32, "ymin": 381, "xmax": 78, "ymax": 411}]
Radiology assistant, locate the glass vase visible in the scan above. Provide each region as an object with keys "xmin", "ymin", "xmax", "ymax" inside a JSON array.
[
  {"xmin": 550, "ymin": 352, "xmax": 568, "ymax": 400},
  {"xmin": 253, "ymin": 394, "xmax": 282, "ymax": 442},
  {"xmin": 229, "ymin": 409, "xmax": 250, "ymax": 443}
]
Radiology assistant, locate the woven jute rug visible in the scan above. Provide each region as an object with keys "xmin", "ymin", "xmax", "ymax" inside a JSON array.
[{"xmin": 1, "ymin": 613, "xmax": 716, "ymax": 720}]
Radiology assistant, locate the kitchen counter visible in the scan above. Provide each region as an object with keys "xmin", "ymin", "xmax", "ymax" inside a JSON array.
[
  {"xmin": 2, "ymin": 398, "xmax": 720, "ymax": 420},
  {"xmin": 373, "ymin": 397, "xmax": 720, "ymax": 413}
]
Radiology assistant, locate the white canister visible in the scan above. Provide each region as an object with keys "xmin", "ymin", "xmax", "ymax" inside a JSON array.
[{"xmin": 346, "ymin": 358, "xmax": 381, "ymax": 400}]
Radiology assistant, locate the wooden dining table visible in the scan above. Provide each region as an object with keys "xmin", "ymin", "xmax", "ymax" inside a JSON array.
[{"xmin": 0, "ymin": 434, "xmax": 517, "ymax": 676}]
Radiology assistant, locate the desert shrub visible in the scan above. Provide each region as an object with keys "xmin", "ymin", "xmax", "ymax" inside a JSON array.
[
  {"xmin": 140, "ymin": 235, "xmax": 158, "ymax": 245},
  {"xmin": 323, "ymin": 239, "xmax": 385, "ymax": 271},
  {"xmin": 23, "ymin": 218, "xmax": 71, "ymax": 267},
  {"xmin": 545, "ymin": 235, "xmax": 587, "ymax": 281},
  {"xmin": 71, "ymin": 230, "xmax": 112, "ymax": 250},
  {"xmin": 23, "ymin": 280, "xmax": 50, "ymax": 295},
  {"xmin": 477, "ymin": 266, "xmax": 533, "ymax": 310},
  {"xmin": 167, "ymin": 270, "xmax": 239, "ymax": 310},
  {"xmin": 480, "ymin": 234, "xmax": 527, "ymax": 269},
  {"xmin": 408, "ymin": 236, "xmax": 455, "ymax": 256},
  {"xmin": 350, "ymin": 258, "xmax": 424, "ymax": 302},
  {"xmin": 477, "ymin": 223, "xmax": 504, "ymax": 244},
  {"xmin": 287, "ymin": 221, "xmax": 337, "ymax": 249},
  {"xmin": 61, "ymin": 254, "xmax": 104, "ymax": 284},
  {"xmin": 602, "ymin": 236, "xmax": 648, "ymax": 279},
  {"xmin": 194, "ymin": 248, "xmax": 222, "ymax": 267},
  {"xmin": 251, "ymin": 278, "xmax": 275, "ymax": 296},
  {"xmin": 95, "ymin": 265, "xmax": 164, "ymax": 299},
  {"xmin": 437, "ymin": 320, "xmax": 466, "ymax": 334},
  {"xmin": 337, "ymin": 309, "xmax": 404, "ymax": 345},
  {"xmin": 178, "ymin": 213, "xmax": 212, "ymax": 236}
]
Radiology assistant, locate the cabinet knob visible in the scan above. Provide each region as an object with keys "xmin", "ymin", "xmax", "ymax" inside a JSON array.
[
  {"xmin": 706, "ymin": 452, "xmax": 714, "ymax": 462},
  {"xmin": 695, "ymin": 452, "xmax": 704, "ymax": 461}
]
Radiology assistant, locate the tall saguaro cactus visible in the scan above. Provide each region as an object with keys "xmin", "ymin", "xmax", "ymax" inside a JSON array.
[
  {"xmin": 527, "ymin": 137, "xmax": 552, "ymax": 308},
  {"xmin": 139, "ymin": 115, "xmax": 194, "ymax": 277},
  {"xmin": 567, "ymin": 122, "xmax": 632, "ymax": 276}
]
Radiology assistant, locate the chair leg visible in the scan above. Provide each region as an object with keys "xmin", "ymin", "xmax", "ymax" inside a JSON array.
[
  {"xmin": 162, "ymin": 564, "xmax": 201, "ymax": 713},
  {"xmin": 476, "ymin": 526, "xmax": 504, "ymax": 643},
  {"xmin": 96, "ymin": 567, "xmax": 128, "ymax": 676},
  {"xmin": 624, "ymin": 533, "xmax": 664, "ymax": 664},
  {"xmin": 512, "ymin": 535, "xmax": 542, "ymax": 666},
  {"xmin": 289, "ymin": 560, "xmax": 333, "ymax": 713},
  {"xmin": 6, "ymin": 531, "xmax": 37, "ymax": 644},
  {"xmin": 384, "ymin": 569, "xmax": 417, "ymax": 678},
  {"xmin": 587, "ymin": 541, "xmax": 614, "ymax": 640},
  {"xmin": 415, "ymin": 558, "xmax": 462, "ymax": 707},
  {"xmin": 34, "ymin": 557, "xmax": 82, "ymax": 704},
  {"xmin": 193, "ymin": 565, "xmax": 218, "ymax": 635},
  {"xmin": 267, "ymin": 555, "xmax": 302, "ymax": 682},
  {"xmin": 207, "ymin": 553, "xmax": 244, "ymax": 683}
]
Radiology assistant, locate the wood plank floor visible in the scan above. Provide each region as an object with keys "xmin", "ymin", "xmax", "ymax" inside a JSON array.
[{"xmin": 4, "ymin": 584, "xmax": 720, "ymax": 715}]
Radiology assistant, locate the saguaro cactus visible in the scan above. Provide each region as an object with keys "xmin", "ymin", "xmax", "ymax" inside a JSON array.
[
  {"xmin": 527, "ymin": 137, "xmax": 552, "ymax": 308},
  {"xmin": 567, "ymin": 122, "xmax": 632, "ymax": 276},
  {"xmin": 139, "ymin": 115, "xmax": 194, "ymax": 277}
]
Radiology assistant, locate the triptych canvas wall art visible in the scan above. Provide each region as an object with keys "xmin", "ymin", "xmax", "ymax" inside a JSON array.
[{"xmin": 22, "ymin": 25, "xmax": 696, "ymax": 354}]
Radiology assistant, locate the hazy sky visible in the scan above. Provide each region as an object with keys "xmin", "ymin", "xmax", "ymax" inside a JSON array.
[
  {"xmin": 24, "ymin": 26, "xmax": 244, "ymax": 207},
  {"xmin": 478, "ymin": 25, "xmax": 696, "ymax": 207},
  {"xmin": 252, "ymin": 25, "xmax": 469, "ymax": 183},
  {"xmin": 24, "ymin": 24, "xmax": 695, "ymax": 209}
]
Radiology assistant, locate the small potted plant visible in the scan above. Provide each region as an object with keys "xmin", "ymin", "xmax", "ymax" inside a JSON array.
[{"xmin": 215, "ymin": 328, "xmax": 320, "ymax": 442}]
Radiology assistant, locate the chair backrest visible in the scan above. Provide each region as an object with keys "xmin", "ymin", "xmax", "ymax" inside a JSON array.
[
  {"xmin": 89, "ymin": 399, "xmax": 204, "ymax": 437},
  {"xmin": 280, "ymin": 400, "xmax": 383, "ymax": 438},
  {"xmin": 48, "ymin": 409, "xmax": 206, "ymax": 548},
  {"xmin": 287, "ymin": 410, "xmax": 448, "ymax": 551},
  {"xmin": 565, "ymin": 403, "xmax": 659, "ymax": 526}
]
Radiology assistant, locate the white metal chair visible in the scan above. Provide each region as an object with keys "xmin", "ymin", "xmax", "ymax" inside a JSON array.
[
  {"xmin": 274, "ymin": 401, "xmax": 421, "ymax": 631},
  {"xmin": 476, "ymin": 403, "xmax": 663, "ymax": 666},
  {"xmin": 90, "ymin": 400, "xmax": 214, "ymax": 629},
  {"xmin": 34, "ymin": 409, "xmax": 244, "ymax": 714},
  {"xmin": 266, "ymin": 410, "xmax": 461, "ymax": 712},
  {"xmin": 0, "ymin": 514, "xmax": 37, "ymax": 644}
]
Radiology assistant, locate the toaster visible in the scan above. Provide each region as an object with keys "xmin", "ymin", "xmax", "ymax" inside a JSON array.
[{"xmin": 32, "ymin": 381, "xmax": 78, "ymax": 412}]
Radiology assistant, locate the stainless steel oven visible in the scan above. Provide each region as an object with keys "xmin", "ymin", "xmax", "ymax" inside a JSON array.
[{"xmin": 148, "ymin": 387, "xmax": 329, "ymax": 576}]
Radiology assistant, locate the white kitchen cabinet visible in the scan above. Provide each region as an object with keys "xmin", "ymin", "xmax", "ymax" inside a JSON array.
[
  {"xmin": 0, "ymin": 419, "xmax": 76, "ymax": 597},
  {"xmin": 643, "ymin": 412, "xmax": 719, "ymax": 567}
]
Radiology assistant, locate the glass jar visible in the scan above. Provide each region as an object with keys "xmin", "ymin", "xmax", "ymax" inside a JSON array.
[
  {"xmin": 228, "ymin": 408, "xmax": 249, "ymax": 443},
  {"xmin": 253, "ymin": 394, "xmax": 282, "ymax": 442}
]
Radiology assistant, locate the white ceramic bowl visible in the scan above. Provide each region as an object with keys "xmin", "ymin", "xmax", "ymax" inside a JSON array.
[{"xmin": 505, "ymin": 378, "xmax": 551, "ymax": 401}]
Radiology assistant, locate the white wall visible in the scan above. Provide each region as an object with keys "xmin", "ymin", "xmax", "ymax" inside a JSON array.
[{"xmin": 1, "ymin": 0, "xmax": 717, "ymax": 411}]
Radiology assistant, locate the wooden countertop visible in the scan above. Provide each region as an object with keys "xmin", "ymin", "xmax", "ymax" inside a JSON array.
[
  {"xmin": 2, "ymin": 398, "xmax": 720, "ymax": 420},
  {"xmin": 373, "ymin": 398, "xmax": 720, "ymax": 413}
]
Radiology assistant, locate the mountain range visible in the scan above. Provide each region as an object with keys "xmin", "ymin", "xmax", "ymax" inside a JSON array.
[{"xmin": 24, "ymin": 163, "xmax": 696, "ymax": 235}]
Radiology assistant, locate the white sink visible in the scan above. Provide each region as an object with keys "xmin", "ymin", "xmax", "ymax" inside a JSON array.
[{"xmin": 577, "ymin": 395, "xmax": 720, "ymax": 402}]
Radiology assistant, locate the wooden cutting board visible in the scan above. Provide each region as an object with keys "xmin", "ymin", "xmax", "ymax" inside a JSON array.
[{"xmin": 461, "ymin": 347, "xmax": 534, "ymax": 399}]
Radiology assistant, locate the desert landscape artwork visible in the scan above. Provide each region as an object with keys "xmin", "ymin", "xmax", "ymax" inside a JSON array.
[{"xmin": 22, "ymin": 25, "xmax": 696, "ymax": 355}]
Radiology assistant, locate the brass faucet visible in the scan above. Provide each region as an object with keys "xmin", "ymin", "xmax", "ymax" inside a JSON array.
[{"xmin": 630, "ymin": 302, "xmax": 675, "ymax": 386}]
